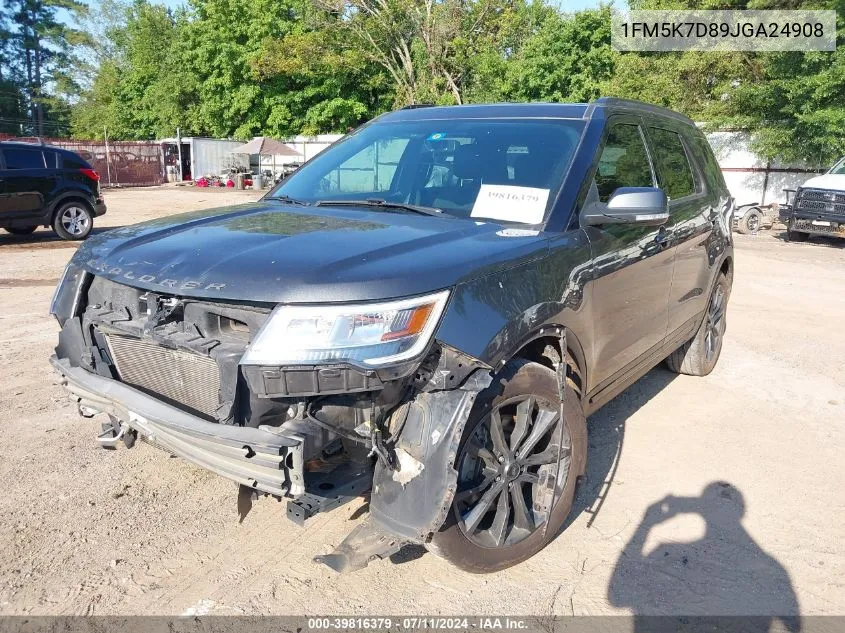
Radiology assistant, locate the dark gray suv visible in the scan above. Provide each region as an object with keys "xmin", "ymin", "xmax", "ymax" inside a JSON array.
[{"xmin": 50, "ymin": 98, "xmax": 733, "ymax": 573}]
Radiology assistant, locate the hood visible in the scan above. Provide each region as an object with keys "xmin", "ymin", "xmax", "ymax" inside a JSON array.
[
  {"xmin": 801, "ymin": 173, "xmax": 845, "ymax": 191},
  {"xmin": 74, "ymin": 201, "xmax": 550, "ymax": 303}
]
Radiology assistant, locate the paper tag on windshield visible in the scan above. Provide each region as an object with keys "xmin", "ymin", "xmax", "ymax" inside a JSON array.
[{"xmin": 471, "ymin": 185, "xmax": 550, "ymax": 224}]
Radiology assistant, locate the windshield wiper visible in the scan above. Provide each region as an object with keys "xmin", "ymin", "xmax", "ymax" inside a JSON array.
[
  {"xmin": 265, "ymin": 194, "xmax": 310, "ymax": 206},
  {"xmin": 314, "ymin": 198, "xmax": 444, "ymax": 217}
]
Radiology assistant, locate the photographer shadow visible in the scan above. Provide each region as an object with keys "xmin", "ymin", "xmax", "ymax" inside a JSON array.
[
  {"xmin": 607, "ymin": 481, "xmax": 800, "ymax": 631},
  {"xmin": 561, "ymin": 367, "xmax": 800, "ymax": 629}
]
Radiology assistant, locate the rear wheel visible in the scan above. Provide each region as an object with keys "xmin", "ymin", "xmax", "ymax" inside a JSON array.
[
  {"xmin": 736, "ymin": 208, "xmax": 761, "ymax": 235},
  {"xmin": 666, "ymin": 272, "xmax": 730, "ymax": 376},
  {"xmin": 4, "ymin": 226, "xmax": 38, "ymax": 235},
  {"xmin": 53, "ymin": 202, "xmax": 93, "ymax": 240},
  {"xmin": 427, "ymin": 360, "xmax": 587, "ymax": 573}
]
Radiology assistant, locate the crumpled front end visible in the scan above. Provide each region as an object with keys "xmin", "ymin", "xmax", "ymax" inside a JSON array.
[{"xmin": 51, "ymin": 267, "xmax": 493, "ymax": 570}]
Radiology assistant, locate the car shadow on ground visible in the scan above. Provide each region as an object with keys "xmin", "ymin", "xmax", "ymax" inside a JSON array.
[
  {"xmin": 0, "ymin": 226, "xmax": 123, "ymax": 249},
  {"xmin": 772, "ymin": 229, "xmax": 845, "ymax": 248},
  {"xmin": 564, "ymin": 366, "xmax": 679, "ymax": 534}
]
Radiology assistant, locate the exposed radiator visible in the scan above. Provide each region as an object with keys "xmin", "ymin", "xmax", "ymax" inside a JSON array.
[{"xmin": 105, "ymin": 334, "xmax": 221, "ymax": 419}]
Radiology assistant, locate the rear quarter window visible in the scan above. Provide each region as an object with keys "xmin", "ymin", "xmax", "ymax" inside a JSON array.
[
  {"xmin": 691, "ymin": 135, "xmax": 726, "ymax": 193},
  {"xmin": 62, "ymin": 153, "xmax": 91, "ymax": 170},
  {"xmin": 648, "ymin": 127, "xmax": 697, "ymax": 200},
  {"xmin": 2, "ymin": 147, "xmax": 47, "ymax": 170}
]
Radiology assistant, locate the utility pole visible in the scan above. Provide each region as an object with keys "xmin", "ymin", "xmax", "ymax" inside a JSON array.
[
  {"xmin": 103, "ymin": 126, "xmax": 113, "ymax": 186},
  {"xmin": 176, "ymin": 127, "xmax": 183, "ymax": 182}
]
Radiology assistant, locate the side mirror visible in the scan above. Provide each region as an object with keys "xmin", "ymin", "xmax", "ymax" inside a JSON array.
[{"xmin": 582, "ymin": 187, "xmax": 669, "ymax": 227}]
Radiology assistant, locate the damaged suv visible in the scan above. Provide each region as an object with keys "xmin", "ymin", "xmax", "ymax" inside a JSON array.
[{"xmin": 51, "ymin": 99, "xmax": 733, "ymax": 573}]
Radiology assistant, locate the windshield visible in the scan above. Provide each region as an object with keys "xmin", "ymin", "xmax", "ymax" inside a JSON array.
[
  {"xmin": 829, "ymin": 157, "xmax": 845, "ymax": 174},
  {"xmin": 269, "ymin": 118, "xmax": 585, "ymax": 225}
]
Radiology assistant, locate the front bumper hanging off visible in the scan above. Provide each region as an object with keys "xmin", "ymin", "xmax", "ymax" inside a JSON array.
[
  {"xmin": 51, "ymin": 356, "xmax": 306, "ymax": 497},
  {"xmin": 52, "ymin": 341, "xmax": 495, "ymax": 572}
]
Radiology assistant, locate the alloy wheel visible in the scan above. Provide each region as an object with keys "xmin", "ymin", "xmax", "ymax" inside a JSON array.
[
  {"xmin": 453, "ymin": 395, "xmax": 570, "ymax": 549},
  {"xmin": 704, "ymin": 284, "xmax": 726, "ymax": 361},
  {"xmin": 61, "ymin": 206, "xmax": 91, "ymax": 236},
  {"xmin": 747, "ymin": 214, "xmax": 760, "ymax": 232}
]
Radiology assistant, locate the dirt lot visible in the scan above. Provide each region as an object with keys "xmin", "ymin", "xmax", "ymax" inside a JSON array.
[{"xmin": 0, "ymin": 186, "xmax": 843, "ymax": 617}]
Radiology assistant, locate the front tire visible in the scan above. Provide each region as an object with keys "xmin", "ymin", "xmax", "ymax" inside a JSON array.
[
  {"xmin": 427, "ymin": 360, "xmax": 587, "ymax": 573},
  {"xmin": 666, "ymin": 272, "xmax": 731, "ymax": 376},
  {"xmin": 53, "ymin": 202, "xmax": 94, "ymax": 240}
]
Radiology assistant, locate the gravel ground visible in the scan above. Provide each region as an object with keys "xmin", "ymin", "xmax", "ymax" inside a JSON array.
[{"xmin": 0, "ymin": 187, "xmax": 843, "ymax": 617}]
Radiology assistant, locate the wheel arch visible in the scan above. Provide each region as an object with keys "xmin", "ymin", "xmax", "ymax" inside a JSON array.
[
  {"xmin": 49, "ymin": 193, "xmax": 95, "ymax": 224},
  {"xmin": 734, "ymin": 203, "xmax": 761, "ymax": 218},
  {"xmin": 719, "ymin": 254, "xmax": 733, "ymax": 280},
  {"xmin": 508, "ymin": 328, "xmax": 587, "ymax": 401}
]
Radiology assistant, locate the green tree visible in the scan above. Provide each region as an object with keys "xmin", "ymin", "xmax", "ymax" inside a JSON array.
[
  {"xmin": 7, "ymin": 0, "xmax": 90, "ymax": 136},
  {"xmin": 176, "ymin": 0, "xmax": 310, "ymax": 138},
  {"xmin": 605, "ymin": 0, "xmax": 845, "ymax": 164},
  {"xmin": 315, "ymin": 0, "xmax": 544, "ymax": 106},
  {"xmin": 72, "ymin": 0, "xmax": 195, "ymax": 139},
  {"xmin": 253, "ymin": 25, "xmax": 392, "ymax": 134},
  {"xmin": 499, "ymin": 7, "xmax": 615, "ymax": 103},
  {"xmin": 0, "ymin": 5, "xmax": 27, "ymax": 134},
  {"xmin": 722, "ymin": 0, "xmax": 845, "ymax": 164}
]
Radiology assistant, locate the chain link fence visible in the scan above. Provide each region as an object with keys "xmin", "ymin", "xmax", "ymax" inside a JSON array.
[{"xmin": 0, "ymin": 134, "xmax": 164, "ymax": 187}]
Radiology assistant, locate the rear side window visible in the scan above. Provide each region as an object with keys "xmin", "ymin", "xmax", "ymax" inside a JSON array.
[
  {"xmin": 44, "ymin": 151, "xmax": 60, "ymax": 168},
  {"xmin": 2, "ymin": 148, "xmax": 46, "ymax": 170},
  {"xmin": 692, "ymin": 136, "xmax": 725, "ymax": 192},
  {"xmin": 594, "ymin": 124, "xmax": 654, "ymax": 202},
  {"xmin": 63, "ymin": 153, "xmax": 90, "ymax": 170},
  {"xmin": 648, "ymin": 127, "xmax": 696, "ymax": 200}
]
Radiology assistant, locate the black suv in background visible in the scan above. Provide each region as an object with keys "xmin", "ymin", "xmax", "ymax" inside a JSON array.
[
  {"xmin": 51, "ymin": 98, "xmax": 733, "ymax": 573},
  {"xmin": 1, "ymin": 140, "xmax": 107, "ymax": 240}
]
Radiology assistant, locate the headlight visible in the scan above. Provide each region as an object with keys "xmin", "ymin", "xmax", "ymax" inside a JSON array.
[{"xmin": 239, "ymin": 290, "xmax": 450, "ymax": 367}]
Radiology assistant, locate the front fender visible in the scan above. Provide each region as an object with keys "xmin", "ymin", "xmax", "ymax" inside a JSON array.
[
  {"xmin": 434, "ymin": 229, "xmax": 593, "ymax": 374},
  {"xmin": 369, "ymin": 361, "xmax": 493, "ymax": 540}
]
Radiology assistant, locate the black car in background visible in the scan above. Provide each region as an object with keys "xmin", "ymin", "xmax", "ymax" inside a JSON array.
[
  {"xmin": 0, "ymin": 140, "xmax": 107, "ymax": 240},
  {"xmin": 51, "ymin": 98, "xmax": 734, "ymax": 573}
]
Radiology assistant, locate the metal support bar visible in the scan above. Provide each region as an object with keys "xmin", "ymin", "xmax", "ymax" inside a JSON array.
[
  {"xmin": 286, "ymin": 462, "xmax": 372, "ymax": 526},
  {"xmin": 97, "ymin": 421, "xmax": 126, "ymax": 448}
]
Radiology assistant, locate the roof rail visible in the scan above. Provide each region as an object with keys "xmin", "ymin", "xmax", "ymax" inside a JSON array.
[
  {"xmin": 401, "ymin": 103, "xmax": 435, "ymax": 110},
  {"xmin": 591, "ymin": 97, "xmax": 695, "ymax": 124},
  {"xmin": 1, "ymin": 137, "xmax": 47, "ymax": 146}
]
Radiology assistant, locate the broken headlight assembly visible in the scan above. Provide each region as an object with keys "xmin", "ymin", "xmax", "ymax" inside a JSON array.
[
  {"xmin": 239, "ymin": 290, "xmax": 450, "ymax": 367},
  {"xmin": 50, "ymin": 261, "xmax": 88, "ymax": 326}
]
